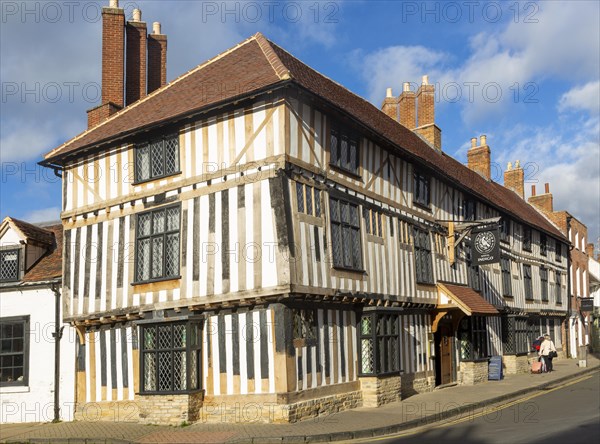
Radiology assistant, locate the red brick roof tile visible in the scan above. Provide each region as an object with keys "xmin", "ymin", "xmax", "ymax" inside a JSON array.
[
  {"xmin": 22, "ymin": 224, "xmax": 63, "ymax": 283},
  {"xmin": 42, "ymin": 33, "xmax": 564, "ymax": 240},
  {"xmin": 439, "ymin": 283, "xmax": 499, "ymax": 315}
]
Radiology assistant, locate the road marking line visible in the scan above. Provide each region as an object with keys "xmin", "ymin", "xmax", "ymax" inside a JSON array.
[{"xmin": 347, "ymin": 371, "xmax": 599, "ymax": 443}]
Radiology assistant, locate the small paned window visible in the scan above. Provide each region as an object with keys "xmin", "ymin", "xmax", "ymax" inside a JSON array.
[
  {"xmin": 136, "ymin": 205, "xmax": 181, "ymax": 283},
  {"xmin": 135, "ymin": 134, "xmax": 180, "ymax": 183},
  {"xmin": 0, "ymin": 250, "xmax": 20, "ymax": 282}
]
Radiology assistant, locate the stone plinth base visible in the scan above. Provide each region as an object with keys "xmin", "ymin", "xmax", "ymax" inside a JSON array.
[
  {"xmin": 459, "ymin": 360, "xmax": 488, "ymax": 385},
  {"xmin": 138, "ymin": 392, "xmax": 203, "ymax": 425},
  {"xmin": 360, "ymin": 374, "xmax": 401, "ymax": 408},
  {"xmin": 503, "ymin": 355, "xmax": 529, "ymax": 374}
]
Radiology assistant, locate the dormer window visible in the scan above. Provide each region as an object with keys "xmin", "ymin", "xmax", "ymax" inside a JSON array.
[
  {"xmin": 135, "ymin": 133, "xmax": 180, "ymax": 183},
  {"xmin": 0, "ymin": 249, "xmax": 20, "ymax": 282}
]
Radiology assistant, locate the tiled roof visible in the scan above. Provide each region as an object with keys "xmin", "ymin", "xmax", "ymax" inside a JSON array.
[
  {"xmin": 42, "ymin": 33, "xmax": 564, "ymax": 239},
  {"xmin": 8, "ymin": 217, "xmax": 55, "ymax": 246},
  {"xmin": 439, "ymin": 283, "xmax": 499, "ymax": 315},
  {"xmin": 22, "ymin": 224, "xmax": 63, "ymax": 283}
]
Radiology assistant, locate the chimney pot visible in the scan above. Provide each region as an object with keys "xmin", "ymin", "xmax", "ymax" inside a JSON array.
[
  {"xmin": 403, "ymin": 82, "xmax": 410, "ymax": 92},
  {"xmin": 531, "ymin": 185, "xmax": 536, "ymax": 196},
  {"xmin": 480, "ymin": 135, "xmax": 487, "ymax": 146},
  {"xmin": 109, "ymin": 0, "xmax": 118, "ymax": 8},
  {"xmin": 386, "ymin": 87, "xmax": 393, "ymax": 98},
  {"xmin": 545, "ymin": 183, "xmax": 550, "ymax": 194},
  {"xmin": 132, "ymin": 8, "xmax": 141, "ymax": 22},
  {"xmin": 422, "ymin": 75, "xmax": 429, "ymax": 85},
  {"xmin": 515, "ymin": 159, "xmax": 520, "ymax": 168},
  {"xmin": 153, "ymin": 21, "xmax": 161, "ymax": 34},
  {"xmin": 471, "ymin": 137, "xmax": 477, "ymax": 148},
  {"xmin": 507, "ymin": 162, "xmax": 512, "ymax": 170}
]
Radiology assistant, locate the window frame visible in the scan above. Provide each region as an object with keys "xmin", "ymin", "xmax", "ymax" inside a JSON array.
[
  {"xmin": 413, "ymin": 227, "xmax": 434, "ymax": 284},
  {"xmin": 296, "ymin": 182, "xmax": 321, "ymax": 218},
  {"xmin": 328, "ymin": 195, "xmax": 363, "ymax": 272},
  {"xmin": 413, "ymin": 170, "xmax": 431, "ymax": 209},
  {"xmin": 463, "ymin": 199, "xmax": 476, "ymax": 221},
  {"xmin": 540, "ymin": 266, "xmax": 548, "ymax": 302},
  {"xmin": 0, "ymin": 248, "xmax": 20, "ymax": 283},
  {"xmin": 292, "ymin": 309, "xmax": 318, "ymax": 347},
  {"xmin": 139, "ymin": 320, "xmax": 202, "ymax": 395},
  {"xmin": 0, "ymin": 315, "xmax": 30, "ymax": 387},
  {"xmin": 523, "ymin": 264, "xmax": 534, "ymax": 301},
  {"xmin": 329, "ymin": 126, "xmax": 360, "ymax": 176},
  {"xmin": 539, "ymin": 233, "xmax": 547, "ymax": 256},
  {"xmin": 554, "ymin": 240, "xmax": 561, "ymax": 262},
  {"xmin": 458, "ymin": 316, "xmax": 489, "ymax": 362},
  {"xmin": 134, "ymin": 204, "xmax": 182, "ymax": 285},
  {"xmin": 501, "ymin": 256, "xmax": 512, "ymax": 297},
  {"xmin": 499, "ymin": 218, "xmax": 510, "ymax": 243},
  {"xmin": 358, "ymin": 312, "xmax": 401, "ymax": 376},
  {"xmin": 555, "ymin": 271, "xmax": 562, "ymax": 304},
  {"xmin": 522, "ymin": 226, "xmax": 532, "ymax": 252},
  {"xmin": 465, "ymin": 243, "xmax": 481, "ymax": 292},
  {"xmin": 363, "ymin": 207, "xmax": 384, "ymax": 237},
  {"xmin": 134, "ymin": 133, "xmax": 181, "ymax": 184}
]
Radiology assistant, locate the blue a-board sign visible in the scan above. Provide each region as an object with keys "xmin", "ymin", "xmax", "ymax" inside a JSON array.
[{"xmin": 488, "ymin": 355, "xmax": 503, "ymax": 380}]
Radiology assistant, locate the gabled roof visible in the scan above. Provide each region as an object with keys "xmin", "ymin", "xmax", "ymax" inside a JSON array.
[
  {"xmin": 22, "ymin": 224, "xmax": 62, "ymax": 283},
  {"xmin": 42, "ymin": 33, "xmax": 564, "ymax": 240},
  {"xmin": 2, "ymin": 216, "xmax": 55, "ymax": 246}
]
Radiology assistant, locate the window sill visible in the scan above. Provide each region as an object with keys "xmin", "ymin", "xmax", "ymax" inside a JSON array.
[
  {"xmin": 328, "ymin": 164, "xmax": 362, "ymax": 181},
  {"xmin": 133, "ymin": 171, "xmax": 182, "ymax": 186},
  {"xmin": 331, "ymin": 265, "xmax": 366, "ymax": 275},
  {"xmin": 139, "ymin": 389, "xmax": 203, "ymax": 396},
  {"xmin": 412, "ymin": 201, "xmax": 432, "ymax": 212},
  {"xmin": 131, "ymin": 276, "xmax": 182, "ymax": 286},
  {"xmin": 0, "ymin": 385, "xmax": 30, "ymax": 393}
]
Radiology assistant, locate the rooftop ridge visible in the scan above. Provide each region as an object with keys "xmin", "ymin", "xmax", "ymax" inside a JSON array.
[{"xmin": 254, "ymin": 33, "xmax": 291, "ymax": 80}]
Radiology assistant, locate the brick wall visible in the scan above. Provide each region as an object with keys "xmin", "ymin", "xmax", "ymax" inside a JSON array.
[
  {"xmin": 126, "ymin": 21, "xmax": 147, "ymax": 105},
  {"xmin": 101, "ymin": 7, "xmax": 125, "ymax": 108},
  {"xmin": 138, "ymin": 392, "xmax": 204, "ymax": 425},
  {"xmin": 467, "ymin": 145, "xmax": 491, "ymax": 181},
  {"xmin": 504, "ymin": 166, "xmax": 525, "ymax": 198},
  {"xmin": 148, "ymin": 34, "xmax": 168, "ymax": 93},
  {"xmin": 503, "ymin": 355, "xmax": 529, "ymax": 374},
  {"xmin": 360, "ymin": 374, "xmax": 402, "ymax": 407},
  {"xmin": 459, "ymin": 360, "xmax": 488, "ymax": 385},
  {"xmin": 398, "ymin": 91, "xmax": 416, "ymax": 129}
]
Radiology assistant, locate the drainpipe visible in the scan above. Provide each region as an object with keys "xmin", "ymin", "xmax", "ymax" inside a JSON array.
[
  {"xmin": 566, "ymin": 216, "xmax": 573, "ymax": 358},
  {"xmin": 51, "ymin": 282, "xmax": 64, "ymax": 423}
]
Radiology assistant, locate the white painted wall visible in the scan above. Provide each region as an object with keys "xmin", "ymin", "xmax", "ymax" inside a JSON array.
[{"xmin": 0, "ymin": 287, "xmax": 76, "ymax": 423}]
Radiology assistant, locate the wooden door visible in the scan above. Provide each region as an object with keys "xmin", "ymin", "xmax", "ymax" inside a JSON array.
[{"xmin": 439, "ymin": 325, "xmax": 454, "ymax": 385}]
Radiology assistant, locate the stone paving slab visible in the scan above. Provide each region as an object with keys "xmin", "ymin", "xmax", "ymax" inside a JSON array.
[{"xmin": 1, "ymin": 355, "xmax": 598, "ymax": 444}]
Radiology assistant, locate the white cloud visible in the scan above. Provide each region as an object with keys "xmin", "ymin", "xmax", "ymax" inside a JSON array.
[
  {"xmin": 22, "ymin": 207, "xmax": 61, "ymax": 224},
  {"xmin": 559, "ymin": 81, "xmax": 600, "ymax": 114}
]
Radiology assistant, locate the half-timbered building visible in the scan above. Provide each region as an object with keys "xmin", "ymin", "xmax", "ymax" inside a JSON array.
[{"xmin": 40, "ymin": 1, "xmax": 570, "ymax": 424}]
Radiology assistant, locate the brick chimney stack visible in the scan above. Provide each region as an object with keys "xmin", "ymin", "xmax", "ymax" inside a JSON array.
[
  {"xmin": 381, "ymin": 87, "xmax": 399, "ymax": 120},
  {"xmin": 148, "ymin": 22, "xmax": 168, "ymax": 93},
  {"xmin": 467, "ymin": 135, "xmax": 491, "ymax": 181},
  {"xmin": 414, "ymin": 76, "xmax": 442, "ymax": 150},
  {"xmin": 398, "ymin": 82, "xmax": 416, "ymax": 129},
  {"xmin": 528, "ymin": 183, "xmax": 554, "ymax": 214},
  {"xmin": 87, "ymin": 0, "xmax": 125, "ymax": 128},
  {"xmin": 504, "ymin": 159, "xmax": 525, "ymax": 198},
  {"xmin": 125, "ymin": 8, "xmax": 147, "ymax": 105}
]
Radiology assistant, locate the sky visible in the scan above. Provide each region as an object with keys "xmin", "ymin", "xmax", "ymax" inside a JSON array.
[{"xmin": 1, "ymin": 0, "xmax": 599, "ymax": 247}]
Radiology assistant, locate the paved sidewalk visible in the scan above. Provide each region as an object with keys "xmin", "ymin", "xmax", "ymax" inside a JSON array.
[{"xmin": 2, "ymin": 355, "xmax": 599, "ymax": 444}]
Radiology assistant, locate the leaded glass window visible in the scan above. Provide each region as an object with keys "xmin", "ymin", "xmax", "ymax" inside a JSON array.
[
  {"xmin": 293, "ymin": 309, "xmax": 317, "ymax": 342},
  {"xmin": 136, "ymin": 205, "xmax": 181, "ymax": 283},
  {"xmin": 363, "ymin": 208, "xmax": 384, "ymax": 237},
  {"xmin": 523, "ymin": 226, "xmax": 532, "ymax": 252},
  {"xmin": 135, "ymin": 134, "xmax": 180, "ymax": 183},
  {"xmin": 555, "ymin": 271, "xmax": 562, "ymax": 304},
  {"xmin": 540, "ymin": 233, "xmax": 547, "ymax": 256},
  {"xmin": 413, "ymin": 227, "xmax": 433, "ymax": 284},
  {"xmin": 458, "ymin": 316, "xmax": 488, "ymax": 361},
  {"xmin": 330, "ymin": 127, "xmax": 360, "ymax": 175},
  {"xmin": 359, "ymin": 312, "xmax": 400, "ymax": 375},
  {"xmin": 140, "ymin": 321, "xmax": 201, "ymax": 394},
  {"xmin": 523, "ymin": 264, "xmax": 533, "ymax": 300},
  {"xmin": 296, "ymin": 183, "xmax": 321, "ymax": 217},
  {"xmin": 0, "ymin": 250, "xmax": 20, "ymax": 282},
  {"xmin": 329, "ymin": 196, "xmax": 362, "ymax": 270},
  {"xmin": 0, "ymin": 316, "xmax": 29, "ymax": 386},
  {"xmin": 540, "ymin": 266, "xmax": 548, "ymax": 302},
  {"xmin": 413, "ymin": 171, "xmax": 430, "ymax": 208},
  {"xmin": 501, "ymin": 256, "xmax": 512, "ymax": 297}
]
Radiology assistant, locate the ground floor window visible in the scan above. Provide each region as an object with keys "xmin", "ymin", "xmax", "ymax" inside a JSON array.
[
  {"xmin": 293, "ymin": 309, "xmax": 317, "ymax": 346},
  {"xmin": 458, "ymin": 316, "xmax": 489, "ymax": 361},
  {"xmin": 358, "ymin": 312, "xmax": 400, "ymax": 375},
  {"xmin": 140, "ymin": 321, "xmax": 201, "ymax": 394},
  {"xmin": 502, "ymin": 316, "xmax": 530, "ymax": 355},
  {"xmin": 0, "ymin": 316, "xmax": 29, "ymax": 386}
]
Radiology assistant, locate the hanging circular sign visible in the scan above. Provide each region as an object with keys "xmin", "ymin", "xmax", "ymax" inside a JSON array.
[{"xmin": 474, "ymin": 231, "xmax": 496, "ymax": 255}]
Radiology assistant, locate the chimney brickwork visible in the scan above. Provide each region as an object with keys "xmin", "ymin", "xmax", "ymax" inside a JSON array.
[
  {"xmin": 467, "ymin": 135, "xmax": 491, "ymax": 181},
  {"xmin": 126, "ymin": 13, "xmax": 147, "ymax": 105},
  {"xmin": 148, "ymin": 22, "xmax": 167, "ymax": 93},
  {"xmin": 381, "ymin": 88, "xmax": 398, "ymax": 120},
  {"xmin": 528, "ymin": 183, "xmax": 554, "ymax": 213},
  {"xmin": 504, "ymin": 160, "xmax": 525, "ymax": 198},
  {"xmin": 101, "ymin": 5, "xmax": 125, "ymax": 108},
  {"xmin": 398, "ymin": 82, "xmax": 416, "ymax": 129},
  {"xmin": 416, "ymin": 75, "xmax": 434, "ymax": 127}
]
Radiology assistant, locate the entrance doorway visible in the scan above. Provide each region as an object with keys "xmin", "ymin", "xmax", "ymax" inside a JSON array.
[{"xmin": 435, "ymin": 323, "xmax": 455, "ymax": 386}]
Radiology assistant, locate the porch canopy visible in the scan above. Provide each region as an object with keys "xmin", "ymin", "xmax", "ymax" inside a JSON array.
[{"xmin": 432, "ymin": 282, "xmax": 499, "ymax": 332}]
